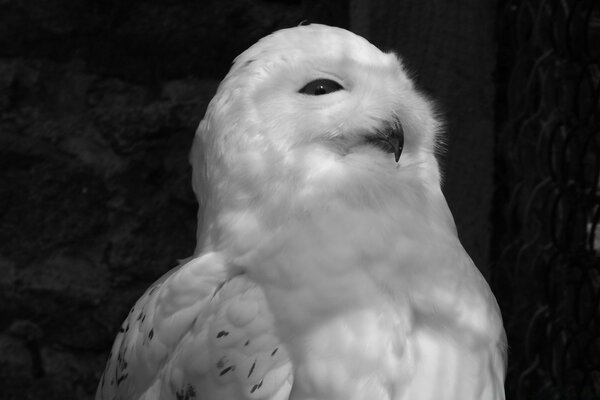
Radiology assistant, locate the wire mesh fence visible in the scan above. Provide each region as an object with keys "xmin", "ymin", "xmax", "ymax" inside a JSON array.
[{"xmin": 493, "ymin": 0, "xmax": 600, "ymax": 399}]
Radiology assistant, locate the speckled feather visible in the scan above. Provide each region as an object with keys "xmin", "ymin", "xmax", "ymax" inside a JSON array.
[
  {"xmin": 97, "ymin": 253, "xmax": 293, "ymax": 400},
  {"xmin": 97, "ymin": 24, "xmax": 506, "ymax": 400}
]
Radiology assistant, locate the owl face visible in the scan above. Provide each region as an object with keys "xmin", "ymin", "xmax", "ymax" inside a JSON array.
[{"xmin": 194, "ymin": 24, "xmax": 441, "ymax": 210}]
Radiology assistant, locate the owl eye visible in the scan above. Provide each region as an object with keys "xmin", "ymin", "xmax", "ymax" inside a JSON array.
[{"xmin": 299, "ymin": 79, "xmax": 344, "ymax": 96}]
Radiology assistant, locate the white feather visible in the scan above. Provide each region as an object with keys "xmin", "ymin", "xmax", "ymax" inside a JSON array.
[{"xmin": 97, "ymin": 24, "xmax": 506, "ymax": 400}]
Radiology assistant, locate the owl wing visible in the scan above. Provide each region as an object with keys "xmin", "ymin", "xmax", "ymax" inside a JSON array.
[{"xmin": 96, "ymin": 252, "xmax": 293, "ymax": 400}]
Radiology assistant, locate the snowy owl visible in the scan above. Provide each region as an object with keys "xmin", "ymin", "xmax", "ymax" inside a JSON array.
[{"xmin": 97, "ymin": 24, "xmax": 506, "ymax": 400}]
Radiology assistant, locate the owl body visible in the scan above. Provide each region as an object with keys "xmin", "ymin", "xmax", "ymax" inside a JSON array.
[{"xmin": 97, "ymin": 24, "xmax": 506, "ymax": 400}]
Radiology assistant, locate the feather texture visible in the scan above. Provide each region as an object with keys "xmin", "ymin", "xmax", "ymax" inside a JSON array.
[{"xmin": 97, "ymin": 24, "xmax": 506, "ymax": 400}]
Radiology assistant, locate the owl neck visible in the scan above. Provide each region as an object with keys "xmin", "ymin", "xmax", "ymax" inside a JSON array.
[
  {"xmin": 195, "ymin": 156, "xmax": 457, "ymax": 277},
  {"xmin": 196, "ymin": 163, "xmax": 461, "ymax": 400},
  {"xmin": 192, "ymin": 154, "xmax": 490, "ymax": 400}
]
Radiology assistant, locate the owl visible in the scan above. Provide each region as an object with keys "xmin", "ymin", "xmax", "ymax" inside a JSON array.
[{"xmin": 97, "ymin": 24, "xmax": 506, "ymax": 400}]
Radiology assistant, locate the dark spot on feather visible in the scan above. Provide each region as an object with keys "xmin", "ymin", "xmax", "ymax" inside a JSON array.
[
  {"xmin": 271, "ymin": 348, "xmax": 278, "ymax": 356},
  {"xmin": 250, "ymin": 379, "xmax": 263, "ymax": 393},
  {"xmin": 116, "ymin": 373, "xmax": 128, "ymax": 385},
  {"xmin": 137, "ymin": 312, "xmax": 144, "ymax": 321},
  {"xmin": 244, "ymin": 340, "xmax": 250, "ymax": 346},
  {"xmin": 175, "ymin": 384, "xmax": 197, "ymax": 400},
  {"xmin": 216, "ymin": 330, "xmax": 229, "ymax": 338},
  {"xmin": 148, "ymin": 329, "xmax": 154, "ymax": 339},
  {"xmin": 186, "ymin": 384, "xmax": 196, "ymax": 397},
  {"xmin": 115, "ymin": 350, "xmax": 128, "ymax": 386},
  {"xmin": 248, "ymin": 360, "xmax": 256, "ymax": 377},
  {"xmin": 219, "ymin": 365, "xmax": 235, "ymax": 376},
  {"xmin": 216, "ymin": 357, "xmax": 227, "ymax": 369},
  {"xmin": 212, "ymin": 280, "xmax": 227, "ymax": 298},
  {"xmin": 116, "ymin": 352, "xmax": 128, "ymax": 369}
]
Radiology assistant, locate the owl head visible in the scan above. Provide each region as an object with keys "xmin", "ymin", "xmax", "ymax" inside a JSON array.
[{"xmin": 191, "ymin": 24, "xmax": 443, "ymax": 246}]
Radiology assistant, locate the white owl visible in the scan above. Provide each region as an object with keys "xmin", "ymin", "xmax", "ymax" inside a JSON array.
[{"xmin": 96, "ymin": 24, "xmax": 506, "ymax": 400}]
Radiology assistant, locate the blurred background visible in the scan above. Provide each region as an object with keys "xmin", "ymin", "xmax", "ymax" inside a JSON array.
[{"xmin": 0, "ymin": 0, "xmax": 598, "ymax": 398}]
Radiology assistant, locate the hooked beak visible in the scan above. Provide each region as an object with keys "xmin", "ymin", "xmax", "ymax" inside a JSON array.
[{"xmin": 365, "ymin": 121, "xmax": 404, "ymax": 162}]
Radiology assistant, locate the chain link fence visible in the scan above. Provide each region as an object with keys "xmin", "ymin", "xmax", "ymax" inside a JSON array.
[{"xmin": 494, "ymin": 0, "xmax": 600, "ymax": 399}]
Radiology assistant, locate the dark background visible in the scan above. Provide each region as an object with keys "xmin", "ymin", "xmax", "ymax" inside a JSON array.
[{"xmin": 0, "ymin": 0, "xmax": 598, "ymax": 399}]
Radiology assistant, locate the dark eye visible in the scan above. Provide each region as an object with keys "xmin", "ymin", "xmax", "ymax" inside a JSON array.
[{"xmin": 299, "ymin": 79, "xmax": 344, "ymax": 96}]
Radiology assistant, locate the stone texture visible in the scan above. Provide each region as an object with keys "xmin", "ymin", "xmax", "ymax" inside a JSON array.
[{"xmin": 0, "ymin": 57, "xmax": 210, "ymax": 398}]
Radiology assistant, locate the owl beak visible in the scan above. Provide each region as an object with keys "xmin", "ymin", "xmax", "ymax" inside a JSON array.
[
  {"xmin": 387, "ymin": 124, "xmax": 404, "ymax": 163},
  {"xmin": 365, "ymin": 121, "xmax": 404, "ymax": 162}
]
